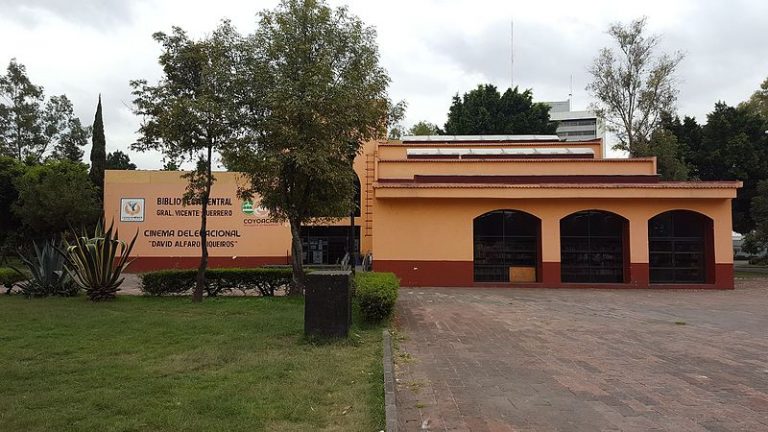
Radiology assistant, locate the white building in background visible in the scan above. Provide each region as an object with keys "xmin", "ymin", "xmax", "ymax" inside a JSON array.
[{"xmin": 543, "ymin": 100, "xmax": 605, "ymax": 148}]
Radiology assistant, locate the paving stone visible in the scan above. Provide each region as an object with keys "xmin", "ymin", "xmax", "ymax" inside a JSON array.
[{"xmin": 394, "ymin": 278, "xmax": 768, "ymax": 431}]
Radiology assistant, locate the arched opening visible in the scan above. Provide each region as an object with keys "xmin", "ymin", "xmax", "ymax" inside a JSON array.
[
  {"xmin": 648, "ymin": 210, "xmax": 713, "ymax": 284},
  {"xmin": 560, "ymin": 210, "xmax": 628, "ymax": 283},
  {"xmin": 473, "ymin": 210, "xmax": 540, "ymax": 283}
]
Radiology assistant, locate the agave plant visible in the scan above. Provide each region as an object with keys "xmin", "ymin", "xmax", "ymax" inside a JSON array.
[
  {"xmin": 64, "ymin": 221, "xmax": 137, "ymax": 301},
  {"xmin": 14, "ymin": 240, "xmax": 78, "ymax": 298}
]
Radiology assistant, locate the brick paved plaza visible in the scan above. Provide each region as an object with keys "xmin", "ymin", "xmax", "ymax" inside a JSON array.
[{"xmin": 394, "ymin": 277, "xmax": 768, "ymax": 431}]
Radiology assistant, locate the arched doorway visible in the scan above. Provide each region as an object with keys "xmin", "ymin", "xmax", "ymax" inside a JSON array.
[
  {"xmin": 648, "ymin": 210, "xmax": 713, "ymax": 283},
  {"xmin": 560, "ymin": 210, "xmax": 627, "ymax": 283},
  {"xmin": 473, "ymin": 210, "xmax": 540, "ymax": 283}
]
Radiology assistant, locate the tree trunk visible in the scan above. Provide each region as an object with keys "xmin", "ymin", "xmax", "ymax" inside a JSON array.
[
  {"xmin": 288, "ymin": 218, "xmax": 305, "ymax": 296},
  {"xmin": 349, "ymin": 210, "xmax": 356, "ymax": 275},
  {"xmin": 193, "ymin": 147, "xmax": 214, "ymax": 303}
]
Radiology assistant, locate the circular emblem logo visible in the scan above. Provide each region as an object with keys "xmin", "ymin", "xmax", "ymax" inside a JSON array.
[{"xmin": 241, "ymin": 200, "xmax": 255, "ymax": 215}]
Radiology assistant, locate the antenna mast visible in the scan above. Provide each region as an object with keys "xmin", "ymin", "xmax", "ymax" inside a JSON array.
[{"xmin": 510, "ymin": 20, "xmax": 514, "ymax": 89}]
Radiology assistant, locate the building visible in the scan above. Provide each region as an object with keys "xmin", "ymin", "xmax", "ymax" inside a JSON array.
[
  {"xmin": 544, "ymin": 100, "xmax": 605, "ymax": 146},
  {"xmin": 105, "ymin": 135, "xmax": 740, "ymax": 289}
]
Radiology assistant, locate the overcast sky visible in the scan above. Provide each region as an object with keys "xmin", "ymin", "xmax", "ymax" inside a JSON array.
[{"xmin": 1, "ymin": 0, "xmax": 766, "ymax": 168}]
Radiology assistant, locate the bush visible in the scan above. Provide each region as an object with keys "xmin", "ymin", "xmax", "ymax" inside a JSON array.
[
  {"xmin": 140, "ymin": 268, "xmax": 293, "ymax": 297},
  {"xmin": 354, "ymin": 272, "xmax": 399, "ymax": 322},
  {"xmin": 12, "ymin": 160, "xmax": 100, "ymax": 240},
  {"xmin": 0, "ymin": 267, "xmax": 26, "ymax": 294}
]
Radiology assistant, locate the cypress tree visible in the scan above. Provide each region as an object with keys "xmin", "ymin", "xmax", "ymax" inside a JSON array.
[{"xmin": 89, "ymin": 95, "xmax": 106, "ymax": 191}]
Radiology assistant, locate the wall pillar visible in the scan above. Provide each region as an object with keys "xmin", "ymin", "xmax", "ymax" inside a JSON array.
[
  {"xmin": 628, "ymin": 216, "xmax": 649, "ymax": 287},
  {"xmin": 540, "ymin": 215, "xmax": 561, "ymax": 285}
]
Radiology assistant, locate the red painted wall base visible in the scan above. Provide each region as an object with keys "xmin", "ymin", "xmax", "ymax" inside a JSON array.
[{"xmin": 374, "ymin": 260, "xmax": 735, "ymax": 290}]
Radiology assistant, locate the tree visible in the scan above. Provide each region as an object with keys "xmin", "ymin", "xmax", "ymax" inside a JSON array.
[
  {"xmin": 0, "ymin": 156, "xmax": 25, "ymax": 253},
  {"xmin": 408, "ymin": 121, "xmax": 442, "ymax": 136},
  {"xmin": 659, "ymin": 112, "xmax": 702, "ymax": 178},
  {"xmin": 0, "ymin": 59, "xmax": 45, "ymax": 161},
  {"xmin": 131, "ymin": 21, "xmax": 246, "ymax": 302},
  {"xmin": 443, "ymin": 84, "xmax": 556, "ymax": 135},
  {"xmin": 741, "ymin": 76, "xmax": 768, "ymax": 121},
  {"xmin": 587, "ymin": 17, "xmax": 684, "ymax": 155},
  {"xmin": 44, "ymin": 95, "xmax": 90, "ymax": 162},
  {"xmin": 387, "ymin": 100, "xmax": 407, "ymax": 139},
  {"xmin": 742, "ymin": 180, "xmax": 768, "ymax": 259},
  {"xmin": 105, "ymin": 150, "xmax": 137, "ymax": 170},
  {"xmin": 12, "ymin": 160, "xmax": 100, "ymax": 240},
  {"xmin": 634, "ymin": 128, "xmax": 689, "ymax": 180},
  {"xmin": 162, "ymin": 159, "xmax": 180, "ymax": 170},
  {"xmin": 0, "ymin": 60, "xmax": 90, "ymax": 163},
  {"xmin": 231, "ymin": 0, "xmax": 391, "ymax": 295},
  {"xmin": 89, "ymin": 95, "xmax": 106, "ymax": 189},
  {"xmin": 697, "ymin": 102, "xmax": 768, "ymax": 233}
]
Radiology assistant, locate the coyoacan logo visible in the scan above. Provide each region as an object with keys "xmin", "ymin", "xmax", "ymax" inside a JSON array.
[
  {"xmin": 242, "ymin": 200, "xmax": 269, "ymax": 217},
  {"xmin": 121, "ymin": 198, "xmax": 145, "ymax": 222}
]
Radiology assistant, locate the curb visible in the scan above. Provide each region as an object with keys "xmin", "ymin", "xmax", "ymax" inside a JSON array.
[{"xmin": 383, "ymin": 329, "xmax": 398, "ymax": 432}]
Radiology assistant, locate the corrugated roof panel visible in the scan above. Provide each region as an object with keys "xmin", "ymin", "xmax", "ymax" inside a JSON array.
[
  {"xmin": 405, "ymin": 147, "xmax": 594, "ymax": 157},
  {"xmin": 401, "ymin": 135, "xmax": 562, "ymax": 142}
]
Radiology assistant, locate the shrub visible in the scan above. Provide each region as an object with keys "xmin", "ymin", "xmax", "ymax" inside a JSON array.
[
  {"xmin": 12, "ymin": 160, "xmax": 100, "ymax": 240},
  {"xmin": 64, "ymin": 222, "xmax": 137, "ymax": 301},
  {"xmin": 15, "ymin": 240, "xmax": 78, "ymax": 298},
  {"xmin": 140, "ymin": 268, "xmax": 293, "ymax": 297},
  {"xmin": 354, "ymin": 272, "xmax": 399, "ymax": 322},
  {"xmin": 0, "ymin": 267, "xmax": 26, "ymax": 294}
]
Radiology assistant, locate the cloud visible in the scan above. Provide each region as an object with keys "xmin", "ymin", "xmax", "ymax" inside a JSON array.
[
  {"xmin": 0, "ymin": 0, "xmax": 142, "ymax": 29},
  {"xmin": 0, "ymin": 0, "xmax": 766, "ymax": 168}
]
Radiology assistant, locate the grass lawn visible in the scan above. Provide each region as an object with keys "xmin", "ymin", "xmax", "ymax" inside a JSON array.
[{"xmin": 0, "ymin": 295, "xmax": 385, "ymax": 431}]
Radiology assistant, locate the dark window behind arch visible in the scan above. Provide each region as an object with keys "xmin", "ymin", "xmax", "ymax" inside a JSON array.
[
  {"xmin": 473, "ymin": 210, "xmax": 540, "ymax": 282},
  {"xmin": 353, "ymin": 175, "xmax": 361, "ymax": 217},
  {"xmin": 649, "ymin": 210, "xmax": 712, "ymax": 283},
  {"xmin": 560, "ymin": 210, "xmax": 627, "ymax": 283}
]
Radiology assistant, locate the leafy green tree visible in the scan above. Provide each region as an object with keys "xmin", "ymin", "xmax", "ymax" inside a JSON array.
[
  {"xmin": 659, "ymin": 112, "xmax": 702, "ymax": 178},
  {"xmin": 587, "ymin": 17, "xmax": 684, "ymax": 155},
  {"xmin": 131, "ymin": 21, "xmax": 246, "ymax": 302},
  {"xmin": 44, "ymin": 95, "xmax": 90, "ymax": 162},
  {"xmin": 697, "ymin": 102, "xmax": 768, "ymax": 233},
  {"xmin": 0, "ymin": 156, "xmax": 25, "ymax": 253},
  {"xmin": 0, "ymin": 59, "xmax": 90, "ymax": 163},
  {"xmin": 231, "ymin": 0, "xmax": 391, "ymax": 294},
  {"xmin": 443, "ymin": 84, "xmax": 555, "ymax": 135},
  {"xmin": 741, "ymin": 76, "xmax": 768, "ymax": 121},
  {"xmin": 105, "ymin": 150, "xmax": 137, "ymax": 170},
  {"xmin": 12, "ymin": 160, "xmax": 100, "ymax": 240},
  {"xmin": 161, "ymin": 159, "xmax": 180, "ymax": 170},
  {"xmin": 634, "ymin": 128, "xmax": 689, "ymax": 180},
  {"xmin": 742, "ymin": 180, "xmax": 768, "ymax": 259},
  {"xmin": 89, "ymin": 95, "xmax": 106, "ymax": 189},
  {"xmin": 408, "ymin": 121, "xmax": 442, "ymax": 136},
  {"xmin": 0, "ymin": 59, "xmax": 45, "ymax": 161},
  {"xmin": 387, "ymin": 100, "xmax": 407, "ymax": 139}
]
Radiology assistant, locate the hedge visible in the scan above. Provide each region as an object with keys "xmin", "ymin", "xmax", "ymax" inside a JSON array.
[
  {"xmin": 0, "ymin": 268, "xmax": 26, "ymax": 294},
  {"xmin": 354, "ymin": 272, "xmax": 399, "ymax": 322},
  {"xmin": 140, "ymin": 268, "xmax": 293, "ymax": 297}
]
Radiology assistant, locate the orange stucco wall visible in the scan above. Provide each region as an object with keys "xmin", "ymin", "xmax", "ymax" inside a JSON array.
[
  {"xmin": 376, "ymin": 158, "xmax": 657, "ymax": 180},
  {"xmin": 372, "ymin": 197, "xmax": 734, "ymax": 264},
  {"xmin": 104, "ymin": 142, "xmax": 375, "ymax": 268},
  {"xmin": 104, "ymin": 137, "xmax": 739, "ymax": 289}
]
